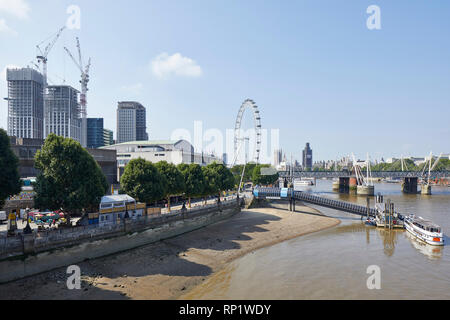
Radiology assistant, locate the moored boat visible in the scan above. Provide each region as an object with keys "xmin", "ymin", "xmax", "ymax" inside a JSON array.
[
  {"xmin": 365, "ymin": 217, "xmax": 377, "ymax": 227},
  {"xmin": 404, "ymin": 215, "xmax": 444, "ymax": 246}
]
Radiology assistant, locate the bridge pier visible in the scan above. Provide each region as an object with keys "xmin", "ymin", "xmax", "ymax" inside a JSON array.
[
  {"xmin": 337, "ymin": 177, "xmax": 350, "ymax": 193},
  {"xmin": 357, "ymin": 185, "xmax": 375, "ymax": 196},
  {"xmin": 421, "ymin": 184, "xmax": 432, "ymax": 195},
  {"xmin": 402, "ymin": 177, "xmax": 418, "ymax": 194}
]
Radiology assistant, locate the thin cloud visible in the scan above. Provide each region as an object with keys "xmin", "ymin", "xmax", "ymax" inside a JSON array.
[
  {"xmin": 151, "ymin": 52, "xmax": 203, "ymax": 79},
  {"xmin": 0, "ymin": 19, "xmax": 17, "ymax": 36},
  {"xmin": 120, "ymin": 82, "xmax": 144, "ymax": 95},
  {"xmin": 0, "ymin": 0, "xmax": 30, "ymax": 19}
]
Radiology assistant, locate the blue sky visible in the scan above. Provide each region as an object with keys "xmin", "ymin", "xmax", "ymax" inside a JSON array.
[{"xmin": 1, "ymin": 0, "xmax": 449, "ymax": 162}]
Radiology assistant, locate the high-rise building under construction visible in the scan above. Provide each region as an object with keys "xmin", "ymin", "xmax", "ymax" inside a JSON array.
[
  {"xmin": 44, "ymin": 85, "xmax": 81, "ymax": 142},
  {"xmin": 6, "ymin": 67, "xmax": 44, "ymax": 139}
]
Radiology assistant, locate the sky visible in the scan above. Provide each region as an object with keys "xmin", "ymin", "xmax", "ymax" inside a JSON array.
[{"xmin": 0, "ymin": 0, "xmax": 449, "ymax": 163}]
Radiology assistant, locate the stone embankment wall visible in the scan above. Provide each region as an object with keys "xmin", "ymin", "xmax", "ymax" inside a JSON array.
[{"xmin": 0, "ymin": 200, "xmax": 241, "ymax": 283}]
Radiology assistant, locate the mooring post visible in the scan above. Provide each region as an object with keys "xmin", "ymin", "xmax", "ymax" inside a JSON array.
[
  {"xmin": 385, "ymin": 199, "xmax": 390, "ymax": 229},
  {"xmin": 390, "ymin": 202, "xmax": 395, "ymax": 230},
  {"xmin": 366, "ymin": 197, "xmax": 370, "ymax": 220}
]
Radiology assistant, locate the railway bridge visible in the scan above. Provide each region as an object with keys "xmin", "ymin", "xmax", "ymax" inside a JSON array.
[{"xmin": 278, "ymin": 171, "xmax": 450, "ymax": 179}]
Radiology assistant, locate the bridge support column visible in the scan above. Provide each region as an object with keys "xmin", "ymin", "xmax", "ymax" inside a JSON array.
[
  {"xmin": 421, "ymin": 184, "xmax": 431, "ymax": 195},
  {"xmin": 402, "ymin": 177, "xmax": 418, "ymax": 194},
  {"xmin": 338, "ymin": 177, "xmax": 350, "ymax": 193}
]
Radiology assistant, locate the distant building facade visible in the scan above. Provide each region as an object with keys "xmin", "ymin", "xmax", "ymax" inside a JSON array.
[
  {"xmin": 116, "ymin": 101, "xmax": 148, "ymax": 144},
  {"xmin": 101, "ymin": 140, "xmax": 222, "ymax": 180},
  {"xmin": 87, "ymin": 118, "xmax": 104, "ymax": 149},
  {"xmin": 9, "ymin": 137, "xmax": 117, "ymax": 185},
  {"xmin": 222, "ymin": 153, "xmax": 228, "ymax": 166},
  {"xmin": 274, "ymin": 149, "xmax": 282, "ymax": 166},
  {"xmin": 6, "ymin": 67, "xmax": 44, "ymax": 139},
  {"xmin": 103, "ymin": 129, "xmax": 114, "ymax": 147},
  {"xmin": 302, "ymin": 143, "xmax": 313, "ymax": 170},
  {"xmin": 44, "ymin": 85, "xmax": 81, "ymax": 142}
]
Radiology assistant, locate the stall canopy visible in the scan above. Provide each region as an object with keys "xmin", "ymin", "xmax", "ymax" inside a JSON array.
[{"xmin": 100, "ymin": 195, "xmax": 136, "ymax": 206}]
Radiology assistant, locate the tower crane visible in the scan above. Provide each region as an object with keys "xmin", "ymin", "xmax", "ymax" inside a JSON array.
[
  {"xmin": 64, "ymin": 37, "xmax": 91, "ymax": 148},
  {"xmin": 36, "ymin": 26, "xmax": 66, "ymax": 89}
]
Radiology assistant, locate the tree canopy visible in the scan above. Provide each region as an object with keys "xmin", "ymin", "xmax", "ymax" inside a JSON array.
[
  {"xmin": 251, "ymin": 164, "xmax": 279, "ymax": 186},
  {"xmin": 120, "ymin": 158, "xmax": 166, "ymax": 204},
  {"xmin": 202, "ymin": 162, "xmax": 235, "ymax": 197},
  {"xmin": 34, "ymin": 134, "xmax": 108, "ymax": 215},
  {"xmin": 0, "ymin": 129, "xmax": 21, "ymax": 208},
  {"xmin": 178, "ymin": 163, "xmax": 205, "ymax": 198},
  {"xmin": 231, "ymin": 163, "xmax": 256, "ymax": 186},
  {"xmin": 155, "ymin": 161, "xmax": 185, "ymax": 211}
]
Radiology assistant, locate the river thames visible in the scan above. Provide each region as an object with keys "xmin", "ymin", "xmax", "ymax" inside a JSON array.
[{"xmin": 186, "ymin": 180, "xmax": 450, "ymax": 299}]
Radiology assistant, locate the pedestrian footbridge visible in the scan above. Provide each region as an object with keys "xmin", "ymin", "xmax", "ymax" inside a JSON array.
[{"xmin": 253, "ymin": 187, "xmax": 378, "ymax": 217}]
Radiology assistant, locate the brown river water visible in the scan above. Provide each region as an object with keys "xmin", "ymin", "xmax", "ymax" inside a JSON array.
[{"xmin": 186, "ymin": 180, "xmax": 450, "ymax": 300}]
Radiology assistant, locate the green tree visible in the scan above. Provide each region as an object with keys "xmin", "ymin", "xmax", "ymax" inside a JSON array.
[
  {"xmin": 252, "ymin": 164, "xmax": 279, "ymax": 186},
  {"xmin": 231, "ymin": 163, "xmax": 256, "ymax": 188},
  {"xmin": 34, "ymin": 134, "xmax": 108, "ymax": 224},
  {"xmin": 202, "ymin": 162, "xmax": 235, "ymax": 203},
  {"xmin": 178, "ymin": 163, "xmax": 205, "ymax": 208},
  {"xmin": 155, "ymin": 161, "xmax": 185, "ymax": 212},
  {"xmin": 0, "ymin": 129, "xmax": 22, "ymax": 208},
  {"xmin": 121, "ymin": 158, "xmax": 166, "ymax": 205}
]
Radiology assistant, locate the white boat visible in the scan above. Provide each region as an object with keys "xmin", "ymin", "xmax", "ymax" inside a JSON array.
[
  {"xmin": 296, "ymin": 180, "xmax": 313, "ymax": 186},
  {"xmin": 405, "ymin": 232, "xmax": 443, "ymax": 260},
  {"xmin": 293, "ymin": 179, "xmax": 314, "ymax": 188},
  {"xmin": 404, "ymin": 215, "xmax": 444, "ymax": 246}
]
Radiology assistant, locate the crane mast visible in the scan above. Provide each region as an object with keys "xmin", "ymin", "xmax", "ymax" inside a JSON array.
[
  {"xmin": 64, "ymin": 37, "xmax": 91, "ymax": 148},
  {"xmin": 36, "ymin": 26, "xmax": 66, "ymax": 89}
]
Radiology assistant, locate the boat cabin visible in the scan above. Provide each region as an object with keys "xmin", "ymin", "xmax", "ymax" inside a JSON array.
[{"xmin": 412, "ymin": 218, "xmax": 441, "ymax": 234}]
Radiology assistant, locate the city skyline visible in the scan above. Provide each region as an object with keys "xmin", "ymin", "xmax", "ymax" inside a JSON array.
[{"xmin": 1, "ymin": 0, "xmax": 449, "ymax": 162}]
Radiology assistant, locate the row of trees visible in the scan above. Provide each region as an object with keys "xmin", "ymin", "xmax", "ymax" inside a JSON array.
[
  {"xmin": 120, "ymin": 159, "xmax": 235, "ymax": 211},
  {"xmin": 363, "ymin": 159, "xmax": 450, "ymax": 172},
  {"xmin": 1, "ymin": 132, "xmax": 280, "ymax": 222}
]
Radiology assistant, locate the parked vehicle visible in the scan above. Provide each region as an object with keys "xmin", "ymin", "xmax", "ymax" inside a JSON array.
[{"xmin": 0, "ymin": 211, "xmax": 7, "ymax": 224}]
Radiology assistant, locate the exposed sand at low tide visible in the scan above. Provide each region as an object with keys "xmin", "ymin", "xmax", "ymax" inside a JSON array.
[{"xmin": 0, "ymin": 204, "xmax": 340, "ymax": 300}]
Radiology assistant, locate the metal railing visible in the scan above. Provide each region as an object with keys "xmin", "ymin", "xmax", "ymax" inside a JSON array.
[{"xmin": 256, "ymin": 188, "xmax": 378, "ymax": 217}]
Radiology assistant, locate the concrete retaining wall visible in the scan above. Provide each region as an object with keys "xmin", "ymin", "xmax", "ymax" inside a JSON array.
[{"xmin": 0, "ymin": 201, "xmax": 241, "ymax": 283}]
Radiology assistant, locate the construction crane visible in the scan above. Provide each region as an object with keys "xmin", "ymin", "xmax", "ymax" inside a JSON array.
[
  {"xmin": 64, "ymin": 37, "xmax": 91, "ymax": 148},
  {"xmin": 36, "ymin": 26, "xmax": 66, "ymax": 88}
]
